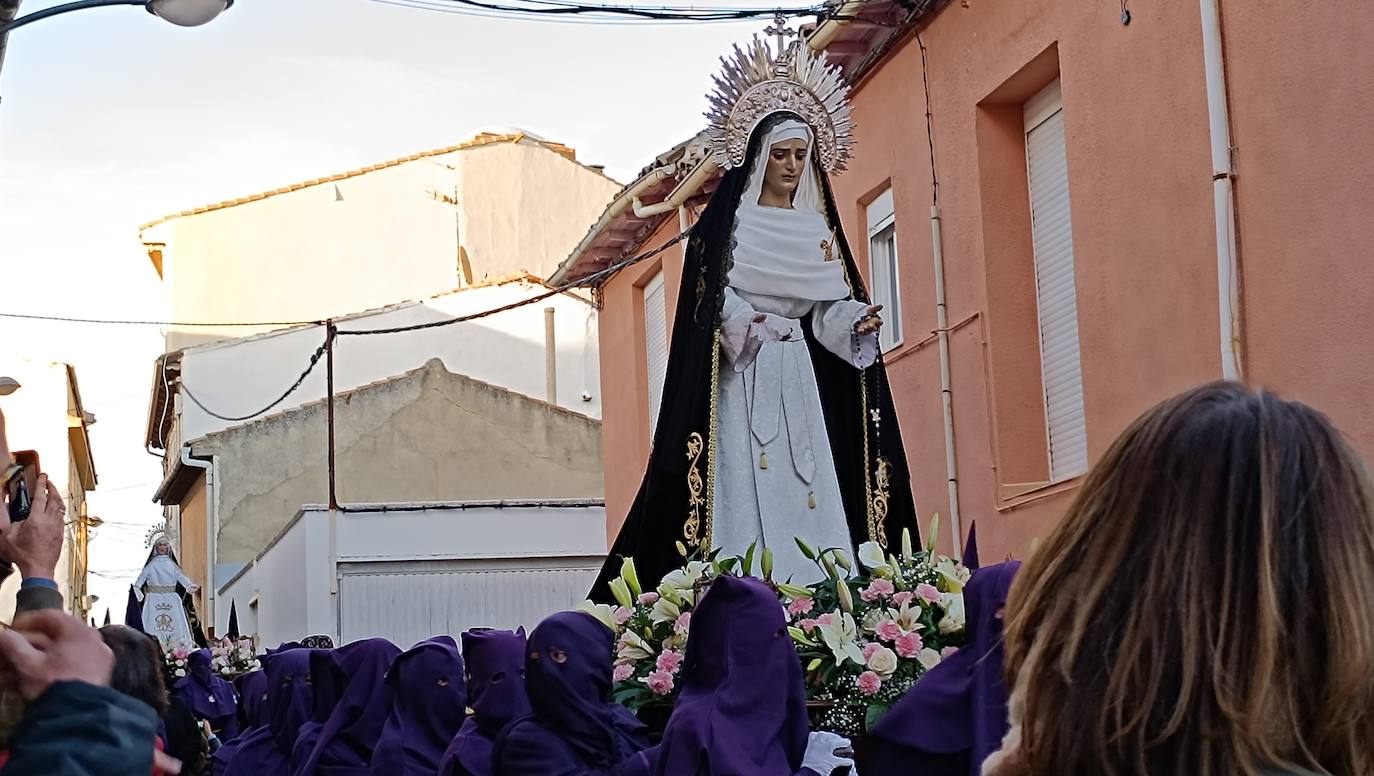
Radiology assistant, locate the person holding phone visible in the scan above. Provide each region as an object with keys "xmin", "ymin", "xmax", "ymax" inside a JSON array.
[{"xmin": 0, "ymin": 404, "xmax": 68, "ymax": 614}]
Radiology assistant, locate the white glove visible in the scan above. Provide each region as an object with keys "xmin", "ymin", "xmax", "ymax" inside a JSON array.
[{"xmin": 801, "ymin": 730, "xmax": 854, "ymax": 775}]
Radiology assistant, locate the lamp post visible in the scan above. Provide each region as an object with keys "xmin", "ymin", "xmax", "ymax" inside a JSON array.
[
  {"xmin": 2, "ymin": 0, "xmax": 231, "ymax": 33},
  {"xmin": 0, "ymin": 0, "xmax": 231, "ymax": 85}
]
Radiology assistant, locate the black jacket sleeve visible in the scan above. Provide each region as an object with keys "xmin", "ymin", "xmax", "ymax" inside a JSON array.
[{"xmin": 2, "ymin": 681, "xmax": 157, "ymax": 776}]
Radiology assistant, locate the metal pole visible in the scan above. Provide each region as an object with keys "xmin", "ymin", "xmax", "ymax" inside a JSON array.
[
  {"xmin": 325, "ymin": 321, "xmax": 338, "ymax": 511},
  {"xmin": 544, "ymin": 307, "xmax": 557, "ymax": 404}
]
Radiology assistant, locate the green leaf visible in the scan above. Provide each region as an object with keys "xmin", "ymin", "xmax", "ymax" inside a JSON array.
[
  {"xmin": 795, "ymin": 537, "xmax": 817, "ymax": 561},
  {"xmin": 865, "ymin": 703, "xmax": 890, "ymax": 733},
  {"xmin": 743, "ymin": 541, "xmax": 757, "ymax": 577}
]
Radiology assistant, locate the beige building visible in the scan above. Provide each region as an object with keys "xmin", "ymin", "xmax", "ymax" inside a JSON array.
[
  {"xmin": 139, "ymin": 130, "xmax": 619, "ymax": 630},
  {"xmin": 138, "ymin": 129, "xmax": 622, "ymax": 351},
  {"xmin": 0, "ymin": 360, "xmax": 98, "ymax": 621},
  {"xmin": 154, "ymin": 358, "xmax": 603, "ymax": 621}
]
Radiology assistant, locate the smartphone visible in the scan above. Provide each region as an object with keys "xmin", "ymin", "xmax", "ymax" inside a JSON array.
[{"xmin": 6, "ymin": 451, "xmax": 40, "ymax": 523}]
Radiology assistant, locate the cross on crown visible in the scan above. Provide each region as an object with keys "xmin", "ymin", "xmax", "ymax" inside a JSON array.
[{"xmin": 765, "ymin": 13, "xmax": 798, "ymax": 74}]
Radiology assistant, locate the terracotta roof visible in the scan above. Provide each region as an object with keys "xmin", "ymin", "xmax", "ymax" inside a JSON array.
[
  {"xmin": 138, "ymin": 132, "xmax": 605, "ymax": 231},
  {"xmin": 547, "ymin": 0, "xmax": 925, "ymax": 287}
]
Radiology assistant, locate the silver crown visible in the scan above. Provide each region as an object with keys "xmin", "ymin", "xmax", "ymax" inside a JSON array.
[{"xmin": 705, "ymin": 36, "xmax": 855, "ymax": 174}]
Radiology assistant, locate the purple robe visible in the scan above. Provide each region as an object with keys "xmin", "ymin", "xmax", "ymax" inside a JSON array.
[
  {"xmin": 655, "ymin": 576, "xmax": 812, "ymax": 776},
  {"xmin": 236, "ymin": 670, "xmax": 270, "ymax": 734},
  {"xmin": 439, "ymin": 629, "xmax": 530, "ymax": 776},
  {"xmin": 869, "ymin": 561, "xmax": 1022, "ymax": 776},
  {"xmin": 224, "ymin": 649, "xmax": 316, "ymax": 776},
  {"xmin": 493, "ymin": 611, "xmax": 657, "ymax": 776},
  {"xmin": 292, "ymin": 637, "xmax": 401, "ymax": 776},
  {"xmin": 174, "ymin": 649, "xmax": 240, "ymax": 738},
  {"xmin": 370, "ymin": 636, "xmax": 468, "ymax": 775},
  {"xmin": 212, "ymin": 669, "xmax": 270, "ymax": 774},
  {"xmin": 291, "ymin": 649, "xmax": 346, "ymax": 774}
]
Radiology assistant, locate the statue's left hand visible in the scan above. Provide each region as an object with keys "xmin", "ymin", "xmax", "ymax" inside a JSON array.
[{"xmin": 855, "ymin": 305, "xmax": 884, "ymax": 336}]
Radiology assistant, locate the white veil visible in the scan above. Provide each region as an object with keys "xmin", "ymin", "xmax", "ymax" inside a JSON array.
[{"xmin": 728, "ymin": 119, "xmax": 850, "ymax": 303}]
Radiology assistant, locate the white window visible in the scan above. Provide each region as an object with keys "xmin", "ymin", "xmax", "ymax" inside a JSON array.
[
  {"xmin": 866, "ymin": 188, "xmax": 903, "ymax": 353},
  {"xmin": 644, "ymin": 271, "xmax": 669, "ymax": 439},
  {"xmin": 1024, "ymin": 80, "xmax": 1088, "ymax": 482}
]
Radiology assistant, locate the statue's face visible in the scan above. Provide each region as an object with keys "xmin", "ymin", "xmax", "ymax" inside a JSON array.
[
  {"xmin": 155, "ymin": 541, "xmax": 170, "ymax": 556},
  {"xmin": 763, "ymin": 138, "xmax": 809, "ymax": 201}
]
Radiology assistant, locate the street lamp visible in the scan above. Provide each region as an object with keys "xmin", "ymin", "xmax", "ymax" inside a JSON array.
[{"xmin": 1, "ymin": 0, "xmax": 232, "ymax": 34}]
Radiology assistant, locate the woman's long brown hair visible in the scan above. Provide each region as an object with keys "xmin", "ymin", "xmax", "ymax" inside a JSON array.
[{"xmin": 995, "ymin": 381, "xmax": 1374, "ymax": 775}]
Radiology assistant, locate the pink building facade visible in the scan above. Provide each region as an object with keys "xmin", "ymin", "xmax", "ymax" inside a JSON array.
[{"xmin": 554, "ymin": 0, "xmax": 1374, "ymax": 561}]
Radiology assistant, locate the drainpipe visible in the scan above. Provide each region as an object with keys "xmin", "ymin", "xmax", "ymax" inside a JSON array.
[
  {"xmin": 544, "ymin": 307, "xmax": 557, "ymax": 404},
  {"xmin": 180, "ymin": 448, "xmax": 218, "ymax": 635},
  {"xmin": 930, "ymin": 205, "xmax": 961, "ymax": 559},
  {"xmin": 1199, "ymin": 0, "xmax": 1242, "ymax": 380}
]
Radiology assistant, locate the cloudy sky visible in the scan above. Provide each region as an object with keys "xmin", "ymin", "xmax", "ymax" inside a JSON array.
[{"xmin": 0, "ymin": 0, "xmax": 815, "ymax": 622}]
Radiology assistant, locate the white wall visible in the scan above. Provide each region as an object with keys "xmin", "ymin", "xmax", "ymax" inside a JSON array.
[
  {"xmin": 0, "ymin": 359, "xmax": 81, "ymax": 619},
  {"xmin": 174, "ymin": 281, "xmax": 600, "ymax": 445},
  {"xmin": 218, "ymin": 501, "xmax": 605, "ymax": 648}
]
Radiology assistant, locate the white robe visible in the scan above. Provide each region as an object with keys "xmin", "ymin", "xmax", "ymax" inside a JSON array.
[
  {"xmin": 712, "ymin": 287, "xmax": 878, "ymax": 586},
  {"xmin": 133, "ymin": 555, "xmax": 198, "ymax": 649}
]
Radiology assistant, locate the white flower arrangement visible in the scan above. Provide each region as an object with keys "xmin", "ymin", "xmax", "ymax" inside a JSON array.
[{"xmin": 591, "ymin": 520, "xmax": 970, "ymax": 734}]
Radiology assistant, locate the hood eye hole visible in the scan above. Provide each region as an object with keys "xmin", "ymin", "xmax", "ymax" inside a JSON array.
[
  {"xmin": 491, "ymin": 671, "xmax": 507, "ymax": 684},
  {"xmin": 549, "ymin": 648, "xmax": 568, "ymax": 664}
]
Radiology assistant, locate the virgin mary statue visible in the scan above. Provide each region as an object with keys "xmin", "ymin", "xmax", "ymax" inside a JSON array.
[
  {"xmin": 592, "ymin": 39, "xmax": 919, "ymax": 598},
  {"xmin": 133, "ymin": 536, "xmax": 207, "ymax": 649}
]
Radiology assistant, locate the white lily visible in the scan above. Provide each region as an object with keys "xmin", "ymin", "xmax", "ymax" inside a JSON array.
[
  {"xmin": 649, "ymin": 595, "xmax": 682, "ymax": 625},
  {"xmin": 576, "ymin": 601, "xmax": 618, "ymax": 631},
  {"xmin": 934, "ymin": 556, "xmax": 968, "ymax": 592},
  {"xmin": 888, "ymin": 600, "xmax": 925, "ymax": 633},
  {"xmin": 938, "ymin": 592, "xmax": 966, "ymax": 635},
  {"xmin": 661, "ymin": 561, "xmax": 711, "ymax": 592},
  {"xmin": 857, "ymin": 541, "xmax": 893, "ymax": 577},
  {"xmin": 817, "ymin": 611, "xmax": 866, "ymax": 667},
  {"xmin": 617, "ymin": 630, "xmax": 656, "ymax": 662}
]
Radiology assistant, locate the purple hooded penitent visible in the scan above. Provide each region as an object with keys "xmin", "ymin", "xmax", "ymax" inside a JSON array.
[
  {"xmin": 224, "ymin": 648, "xmax": 316, "ymax": 776},
  {"xmin": 654, "ymin": 575, "xmax": 811, "ymax": 776},
  {"xmin": 291, "ymin": 637, "xmax": 401, "ymax": 776},
  {"xmin": 290, "ymin": 649, "xmax": 345, "ymax": 774},
  {"xmin": 870, "ymin": 561, "xmax": 1022, "ymax": 776},
  {"xmin": 369, "ymin": 636, "xmax": 468, "ymax": 776},
  {"xmin": 439, "ymin": 628, "xmax": 529, "ymax": 776},
  {"xmin": 174, "ymin": 648, "xmax": 239, "ymax": 737},
  {"xmin": 492, "ymin": 611, "xmax": 656, "ymax": 775}
]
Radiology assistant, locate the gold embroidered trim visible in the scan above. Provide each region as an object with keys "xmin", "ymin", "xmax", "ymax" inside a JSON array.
[
  {"xmin": 704, "ymin": 329, "xmax": 722, "ymax": 550},
  {"xmin": 860, "ymin": 371, "xmax": 876, "ymax": 544},
  {"xmin": 872, "ymin": 457, "xmax": 891, "ymax": 547},
  {"xmin": 685, "ymin": 432, "xmax": 706, "ymax": 549}
]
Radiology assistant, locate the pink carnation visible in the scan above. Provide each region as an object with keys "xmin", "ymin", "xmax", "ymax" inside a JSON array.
[
  {"xmin": 786, "ymin": 597, "xmax": 814, "ymax": 618},
  {"xmin": 895, "ymin": 632, "xmax": 925, "ymax": 659},
  {"xmin": 891, "ymin": 591, "xmax": 915, "ymax": 607},
  {"xmin": 916, "ymin": 583, "xmax": 942, "ymax": 604},
  {"xmin": 613, "ymin": 606, "xmax": 633, "ymax": 625},
  {"xmin": 942, "ymin": 646, "xmax": 960, "ymax": 659},
  {"xmin": 856, "ymin": 671, "xmax": 882, "ymax": 696},
  {"xmin": 862, "ymin": 642, "xmax": 881, "ymax": 660},
  {"xmin": 645, "ymin": 669, "xmax": 675, "ymax": 696},
  {"xmin": 637, "ymin": 592, "xmax": 660, "ymax": 605},
  {"xmin": 875, "ymin": 620, "xmax": 903, "ymax": 643},
  {"xmin": 656, "ymin": 649, "xmax": 683, "ymax": 674},
  {"xmin": 816, "ymin": 612, "xmax": 837, "ymax": 627},
  {"xmin": 674, "ymin": 612, "xmax": 692, "ymax": 634},
  {"xmin": 860, "ymin": 578, "xmax": 896, "ymax": 603},
  {"xmin": 612, "ymin": 663, "xmax": 634, "ymax": 682},
  {"xmin": 798, "ymin": 618, "xmax": 818, "ymax": 632}
]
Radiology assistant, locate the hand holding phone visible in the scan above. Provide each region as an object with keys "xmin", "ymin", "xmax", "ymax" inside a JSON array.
[{"xmin": 5, "ymin": 451, "xmax": 40, "ymax": 523}]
